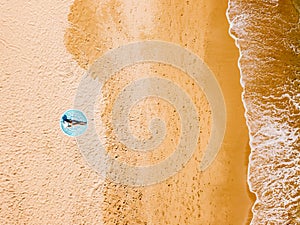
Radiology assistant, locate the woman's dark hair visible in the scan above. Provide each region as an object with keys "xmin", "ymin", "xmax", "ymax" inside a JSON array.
[{"xmin": 62, "ymin": 115, "xmax": 72, "ymax": 123}]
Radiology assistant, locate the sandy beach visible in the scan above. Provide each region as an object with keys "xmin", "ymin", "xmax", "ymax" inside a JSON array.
[{"xmin": 1, "ymin": 0, "xmax": 254, "ymax": 224}]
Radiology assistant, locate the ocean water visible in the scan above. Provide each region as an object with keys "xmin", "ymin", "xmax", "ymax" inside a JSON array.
[{"xmin": 227, "ymin": 0, "xmax": 300, "ymax": 224}]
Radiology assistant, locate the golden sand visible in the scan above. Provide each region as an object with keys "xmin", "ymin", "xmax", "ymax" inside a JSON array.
[
  {"xmin": 65, "ymin": 0, "xmax": 254, "ymax": 224},
  {"xmin": 0, "ymin": 0, "xmax": 254, "ymax": 224}
]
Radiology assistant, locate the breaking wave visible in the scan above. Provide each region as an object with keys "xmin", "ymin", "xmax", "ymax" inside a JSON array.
[{"xmin": 227, "ymin": 0, "xmax": 300, "ymax": 224}]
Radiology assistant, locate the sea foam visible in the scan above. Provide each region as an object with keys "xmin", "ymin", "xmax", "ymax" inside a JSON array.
[{"xmin": 226, "ymin": 0, "xmax": 300, "ymax": 224}]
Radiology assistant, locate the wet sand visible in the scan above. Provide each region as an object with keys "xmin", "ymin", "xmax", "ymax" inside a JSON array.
[
  {"xmin": 1, "ymin": 0, "xmax": 253, "ymax": 224},
  {"xmin": 227, "ymin": 0, "xmax": 299, "ymax": 224},
  {"xmin": 66, "ymin": 0, "xmax": 254, "ymax": 224}
]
